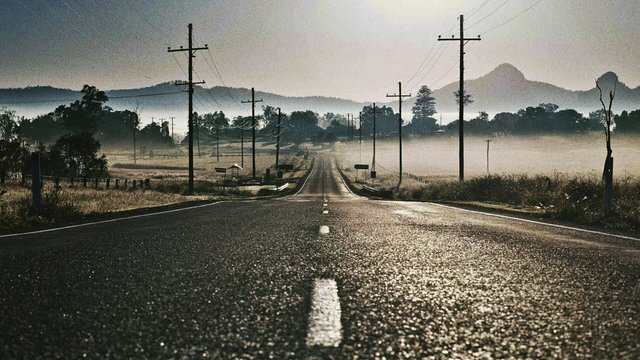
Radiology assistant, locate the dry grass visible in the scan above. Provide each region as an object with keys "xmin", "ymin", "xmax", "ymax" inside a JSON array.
[
  {"xmin": 0, "ymin": 183, "xmax": 207, "ymax": 230},
  {"xmin": 1, "ymin": 142, "xmax": 311, "ymax": 231}
]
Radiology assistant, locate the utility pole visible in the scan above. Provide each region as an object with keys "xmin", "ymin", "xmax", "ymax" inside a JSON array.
[
  {"xmin": 275, "ymin": 107, "xmax": 282, "ymax": 171},
  {"xmin": 386, "ymin": 82, "xmax": 411, "ymax": 190},
  {"xmin": 371, "ymin": 103, "xmax": 383, "ymax": 174},
  {"xmin": 241, "ymin": 88, "xmax": 263, "ymax": 179},
  {"xmin": 170, "ymin": 117, "xmax": 175, "ymax": 140},
  {"xmin": 486, "ymin": 139, "xmax": 491, "ymax": 175},
  {"xmin": 216, "ymin": 123, "xmax": 220, "ymax": 162},
  {"xmin": 353, "ymin": 112, "xmax": 362, "ymax": 161},
  {"xmin": 241, "ymin": 121, "xmax": 244, "ymax": 168},
  {"xmin": 168, "ymin": 23, "xmax": 208, "ymax": 194},
  {"xmin": 346, "ymin": 113, "xmax": 351, "ymax": 141},
  {"xmin": 439, "ymin": 15, "xmax": 481, "ymax": 182}
]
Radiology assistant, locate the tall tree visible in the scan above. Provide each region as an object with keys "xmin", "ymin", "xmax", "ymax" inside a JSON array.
[
  {"xmin": 54, "ymin": 85, "xmax": 109, "ymax": 134},
  {"xmin": 0, "ymin": 107, "xmax": 17, "ymax": 141},
  {"xmin": 411, "ymin": 85, "xmax": 437, "ymax": 122},
  {"xmin": 454, "ymin": 90, "xmax": 473, "ymax": 106}
]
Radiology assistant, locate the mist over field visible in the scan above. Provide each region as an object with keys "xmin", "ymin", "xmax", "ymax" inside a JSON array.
[{"xmin": 336, "ymin": 134, "xmax": 640, "ymax": 180}]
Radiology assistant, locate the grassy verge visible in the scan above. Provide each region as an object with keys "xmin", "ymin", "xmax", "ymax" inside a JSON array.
[
  {"xmin": 340, "ymin": 166, "xmax": 640, "ymax": 233},
  {"xmin": 0, "ymin": 153, "xmax": 312, "ymax": 232}
]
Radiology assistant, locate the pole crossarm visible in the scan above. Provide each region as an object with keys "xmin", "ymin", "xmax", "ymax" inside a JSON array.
[{"xmin": 168, "ymin": 46, "xmax": 209, "ymax": 53}]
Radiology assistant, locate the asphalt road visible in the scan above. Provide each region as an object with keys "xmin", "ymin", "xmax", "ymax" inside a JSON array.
[{"xmin": 1, "ymin": 155, "xmax": 639, "ymax": 358}]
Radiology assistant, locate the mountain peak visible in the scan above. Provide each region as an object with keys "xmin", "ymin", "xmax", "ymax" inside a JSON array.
[{"xmin": 484, "ymin": 63, "xmax": 526, "ymax": 82}]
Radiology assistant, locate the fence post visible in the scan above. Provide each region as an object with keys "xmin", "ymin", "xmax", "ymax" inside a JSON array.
[
  {"xmin": 115, "ymin": 178, "xmax": 119, "ymax": 189},
  {"xmin": 31, "ymin": 152, "xmax": 42, "ymax": 211},
  {"xmin": 94, "ymin": 178, "xmax": 99, "ymax": 189},
  {"xmin": 55, "ymin": 177, "xmax": 60, "ymax": 188},
  {"xmin": 83, "ymin": 177, "xmax": 87, "ymax": 188},
  {"xmin": 125, "ymin": 179, "xmax": 128, "ymax": 188},
  {"xmin": 133, "ymin": 179, "xmax": 136, "ymax": 189},
  {"xmin": 145, "ymin": 179, "xmax": 150, "ymax": 188},
  {"xmin": 70, "ymin": 177, "xmax": 74, "ymax": 186},
  {"xmin": 106, "ymin": 178, "xmax": 110, "ymax": 189}
]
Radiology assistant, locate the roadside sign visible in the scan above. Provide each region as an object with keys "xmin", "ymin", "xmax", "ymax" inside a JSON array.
[
  {"xmin": 215, "ymin": 167, "xmax": 227, "ymax": 173},
  {"xmin": 354, "ymin": 164, "xmax": 369, "ymax": 170},
  {"xmin": 278, "ymin": 164, "xmax": 294, "ymax": 170},
  {"xmin": 370, "ymin": 170, "xmax": 377, "ymax": 178}
]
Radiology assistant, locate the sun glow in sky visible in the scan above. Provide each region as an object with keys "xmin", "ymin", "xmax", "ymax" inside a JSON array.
[{"xmin": 1, "ymin": 0, "xmax": 639, "ymax": 102}]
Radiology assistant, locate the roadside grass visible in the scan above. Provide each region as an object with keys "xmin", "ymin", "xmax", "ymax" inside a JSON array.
[
  {"xmin": 357, "ymin": 170, "xmax": 640, "ymax": 232},
  {"xmin": 0, "ymin": 146, "xmax": 312, "ymax": 231},
  {"xmin": 0, "ymin": 183, "xmax": 203, "ymax": 231}
]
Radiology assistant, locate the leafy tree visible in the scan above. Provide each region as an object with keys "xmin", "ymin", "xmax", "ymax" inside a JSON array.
[
  {"xmin": 362, "ymin": 105, "xmax": 396, "ymax": 136},
  {"xmin": 139, "ymin": 121, "xmax": 173, "ymax": 147},
  {"xmin": 19, "ymin": 113, "xmax": 66, "ymax": 144},
  {"xmin": 454, "ymin": 90, "xmax": 473, "ymax": 106},
  {"xmin": 491, "ymin": 112, "xmax": 518, "ymax": 134},
  {"xmin": 411, "ymin": 85, "xmax": 437, "ymax": 127},
  {"xmin": 96, "ymin": 110, "xmax": 139, "ymax": 145},
  {"xmin": 516, "ymin": 105, "xmax": 553, "ymax": 133},
  {"xmin": 587, "ymin": 109, "xmax": 606, "ymax": 132},
  {"xmin": 54, "ymin": 85, "xmax": 108, "ymax": 134},
  {"xmin": 44, "ymin": 133, "xmax": 108, "ymax": 178},
  {"xmin": 326, "ymin": 116, "xmax": 348, "ymax": 137},
  {"xmin": 0, "ymin": 107, "xmax": 17, "ymax": 141},
  {"xmin": 0, "ymin": 139, "xmax": 28, "ymax": 183},
  {"xmin": 552, "ymin": 109, "xmax": 587, "ymax": 133},
  {"xmin": 287, "ymin": 111, "xmax": 320, "ymax": 144},
  {"xmin": 615, "ymin": 110, "xmax": 640, "ymax": 133},
  {"xmin": 466, "ymin": 111, "xmax": 490, "ymax": 134}
]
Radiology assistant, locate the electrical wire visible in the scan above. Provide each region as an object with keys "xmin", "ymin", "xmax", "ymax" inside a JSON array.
[
  {"xmin": 480, "ymin": 0, "xmax": 545, "ymax": 35},
  {"xmin": 465, "ymin": 0, "xmax": 512, "ymax": 30}
]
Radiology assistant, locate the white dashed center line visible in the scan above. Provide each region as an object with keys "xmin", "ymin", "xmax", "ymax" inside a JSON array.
[
  {"xmin": 322, "ymin": 210, "xmax": 329, "ymax": 215},
  {"xmin": 323, "ymin": 203, "xmax": 328, "ymax": 207},
  {"xmin": 319, "ymin": 225, "xmax": 330, "ymax": 235},
  {"xmin": 306, "ymin": 279, "xmax": 342, "ymax": 348}
]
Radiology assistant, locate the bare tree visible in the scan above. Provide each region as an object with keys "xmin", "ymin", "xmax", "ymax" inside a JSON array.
[{"xmin": 596, "ymin": 79, "xmax": 617, "ymax": 216}]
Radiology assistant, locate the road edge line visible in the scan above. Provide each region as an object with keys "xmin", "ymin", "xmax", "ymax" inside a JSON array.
[
  {"xmin": 0, "ymin": 201, "xmax": 224, "ymax": 239},
  {"xmin": 428, "ymin": 202, "xmax": 640, "ymax": 242}
]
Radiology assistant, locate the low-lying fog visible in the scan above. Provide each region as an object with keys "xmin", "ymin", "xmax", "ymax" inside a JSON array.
[{"xmin": 335, "ymin": 134, "xmax": 640, "ymax": 180}]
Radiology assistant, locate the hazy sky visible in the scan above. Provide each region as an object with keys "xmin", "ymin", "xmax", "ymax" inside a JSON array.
[{"xmin": 1, "ymin": 0, "xmax": 639, "ymax": 103}]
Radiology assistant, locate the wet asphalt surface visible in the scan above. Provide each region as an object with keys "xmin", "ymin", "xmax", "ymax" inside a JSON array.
[{"xmin": 1, "ymin": 155, "xmax": 639, "ymax": 358}]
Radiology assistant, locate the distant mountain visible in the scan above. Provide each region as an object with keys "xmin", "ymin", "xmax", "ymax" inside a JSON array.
[
  {"xmin": 2, "ymin": 64, "xmax": 639, "ymax": 122},
  {"xmin": 425, "ymin": 63, "xmax": 640, "ymax": 114},
  {"xmin": 0, "ymin": 83, "xmax": 367, "ymax": 120}
]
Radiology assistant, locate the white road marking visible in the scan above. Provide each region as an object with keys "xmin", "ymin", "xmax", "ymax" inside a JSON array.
[
  {"xmin": 428, "ymin": 202, "xmax": 640, "ymax": 242},
  {"xmin": 322, "ymin": 210, "xmax": 329, "ymax": 215},
  {"xmin": 323, "ymin": 203, "xmax": 328, "ymax": 207},
  {"xmin": 319, "ymin": 225, "xmax": 330, "ymax": 235},
  {"xmin": 0, "ymin": 202, "xmax": 223, "ymax": 239},
  {"xmin": 306, "ymin": 279, "xmax": 342, "ymax": 348}
]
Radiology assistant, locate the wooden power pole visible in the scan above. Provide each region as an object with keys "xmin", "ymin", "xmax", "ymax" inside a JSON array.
[
  {"xmin": 168, "ymin": 23, "xmax": 208, "ymax": 194},
  {"xmin": 439, "ymin": 14, "xmax": 481, "ymax": 182},
  {"xmin": 241, "ymin": 88, "xmax": 263, "ymax": 179},
  {"xmin": 275, "ymin": 107, "xmax": 282, "ymax": 171},
  {"xmin": 386, "ymin": 82, "xmax": 411, "ymax": 190}
]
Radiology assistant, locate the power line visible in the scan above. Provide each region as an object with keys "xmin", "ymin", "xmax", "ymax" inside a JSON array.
[
  {"xmin": 465, "ymin": 0, "xmax": 512, "ymax": 30},
  {"xmin": 466, "ymin": 0, "xmax": 492, "ymax": 19},
  {"xmin": 481, "ymin": 0, "xmax": 545, "ymax": 34}
]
